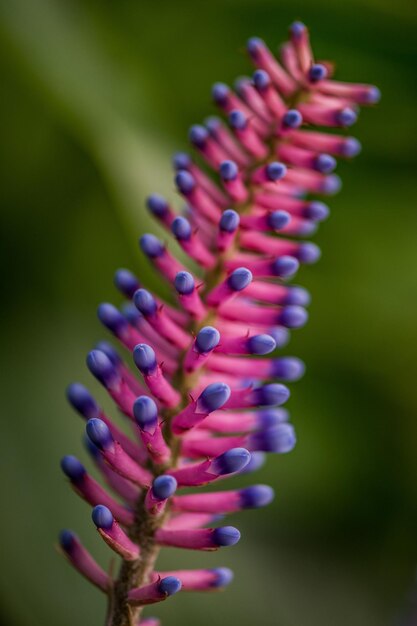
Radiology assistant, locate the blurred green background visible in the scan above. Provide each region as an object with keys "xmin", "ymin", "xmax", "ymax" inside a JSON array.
[{"xmin": 0, "ymin": 0, "xmax": 416, "ymax": 625}]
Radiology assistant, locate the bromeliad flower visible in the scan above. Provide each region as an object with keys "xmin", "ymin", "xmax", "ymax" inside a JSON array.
[{"xmin": 59, "ymin": 21, "xmax": 379, "ymax": 626}]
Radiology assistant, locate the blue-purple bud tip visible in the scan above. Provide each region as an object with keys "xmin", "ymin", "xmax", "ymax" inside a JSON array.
[
  {"xmin": 272, "ymin": 256, "xmax": 299, "ymax": 278},
  {"xmin": 342, "ymin": 138, "xmax": 362, "ymax": 158},
  {"xmin": 250, "ymin": 423, "xmax": 296, "ymax": 453},
  {"xmin": 211, "ymin": 447, "xmax": 251, "ymax": 475},
  {"xmin": 253, "ymin": 69, "xmax": 270, "ymax": 90},
  {"xmin": 172, "ymin": 152, "xmax": 192, "ymax": 171},
  {"xmin": 121, "ymin": 302, "xmax": 141, "ymax": 325},
  {"xmin": 321, "ymin": 174, "xmax": 342, "ymax": 195},
  {"xmin": 247, "ymin": 37, "xmax": 265, "ymax": 58},
  {"xmin": 308, "ymin": 63, "xmax": 327, "ymax": 82},
  {"xmin": 95, "ymin": 341, "xmax": 121, "ymax": 367},
  {"xmin": 146, "ymin": 193, "xmax": 169, "ymax": 218},
  {"xmin": 172, "ymin": 216, "xmax": 192, "ymax": 241},
  {"xmin": 211, "ymin": 567, "xmax": 234, "ymax": 588},
  {"xmin": 66, "ymin": 383, "xmax": 99, "ymax": 419},
  {"xmin": 86, "ymin": 350, "xmax": 120, "ymax": 388},
  {"xmin": 290, "ymin": 21, "xmax": 306, "ymax": 38},
  {"xmin": 133, "ymin": 344, "xmax": 157, "ymax": 375},
  {"xmin": 279, "ymin": 305, "xmax": 309, "ymax": 329},
  {"xmin": 140, "ymin": 234, "xmax": 164, "ymax": 259},
  {"xmin": 229, "ymin": 110, "xmax": 247, "ymax": 130},
  {"xmin": 59, "ymin": 529, "xmax": 76, "ymax": 552},
  {"xmin": 241, "ymin": 451, "xmax": 266, "ymax": 473},
  {"xmin": 152, "ymin": 475, "xmax": 178, "ymax": 501},
  {"xmin": 200, "ymin": 382, "xmax": 231, "ymax": 412},
  {"xmin": 266, "ymin": 162, "xmax": 287, "ymax": 181},
  {"xmin": 256, "ymin": 408, "xmax": 289, "ymax": 429},
  {"xmin": 86, "ymin": 418, "xmax": 114, "ymax": 451},
  {"xmin": 189, "ymin": 125, "xmax": 208, "ymax": 148},
  {"xmin": 227, "ymin": 267, "xmax": 253, "ymax": 291},
  {"xmin": 61, "ymin": 455, "xmax": 86, "ymax": 482},
  {"xmin": 272, "ymin": 357, "xmax": 306, "ymax": 381},
  {"xmin": 212, "ymin": 82, "xmax": 230, "ymax": 105},
  {"xmin": 285, "ymin": 286, "xmax": 311, "ymax": 306},
  {"xmin": 239, "ymin": 485, "xmax": 275, "ymax": 508},
  {"xmin": 297, "ymin": 243, "xmax": 321, "ymax": 264},
  {"xmin": 283, "ymin": 109, "xmax": 303, "ymax": 128},
  {"xmin": 267, "ymin": 326, "xmax": 290, "ymax": 348},
  {"xmin": 253, "ymin": 383, "xmax": 290, "ymax": 407},
  {"xmin": 220, "ymin": 209, "xmax": 240, "ymax": 232},
  {"xmin": 365, "ymin": 86, "xmax": 381, "ymax": 104},
  {"xmin": 134, "ymin": 289, "xmax": 157, "ymax": 316},
  {"xmin": 315, "ymin": 154, "xmax": 336, "ymax": 174},
  {"xmin": 97, "ymin": 303, "xmax": 128, "ymax": 335},
  {"xmin": 92, "ymin": 504, "xmax": 114, "ymax": 530},
  {"xmin": 205, "ymin": 116, "xmax": 222, "ymax": 135},
  {"xmin": 247, "ymin": 334, "xmax": 276, "ymax": 355},
  {"xmin": 196, "ymin": 326, "xmax": 221, "ymax": 353},
  {"xmin": 268, "ymin": 210, "xmax": 291, "ymax": 230},
  {"xmin": 220, "ymin": 160, "xmax": 239, "ymax": 181},
  {"xmin": 212, "ymin": 526, "xmax": 241, "ymax": 547},
  {"xmin": 133, "ymin": 395, "xmax": 158, "ymax": 430},
  {"xmin": 174, "ymin": 271, "xmax": 195, "ymax": 295},
  {"xmin": 337, "ymin": 108, "xmax": 357, "ymax": 127},
  {"xmin": 306, "ymin": 201, "xmax": 329, "ymax": 222},
  {"xmin": 114, "ymin": 268, "xmax": 140, "ymax": 298},
  {"xmin": 159, "ymin": 576, "xmax": 182, "ymax": 596},
  {"xmin": 175, "ymin": 169, "xmax": 196, "ymax": 195}
]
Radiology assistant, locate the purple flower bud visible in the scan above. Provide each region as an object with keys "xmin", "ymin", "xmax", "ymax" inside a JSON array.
[
  {"xmin": 271, "ymin": 357, "xmax": 306, "ymax": 381},
  {"xmin": 247, "ymin": 37, "xmax": 265, "ymax": 59},
  {"xmin": 337, "ymin": 108, "xmax": 357, "ymax": 127},
  {"xmin": 239, "ymin": 485, "xmax": 275, "ymax": 508},
  {"xmin": 114, "ymin": 268, "xmax": 140, "ymax": 298},
  {"xmin": 211, "ymin": 568, "xmax": 234, "ymax": 588},
  {"xmin": 152, "ymin": 476, "xmax": 178, "ymax": 501},
  {"xmin": 94, "ymin": 341, "xmax": 121, "ymax": 366},
  {"xmin": 97, "ymin": 303, "xmax": 128, "ymax": 335},
  {"xmin": 140, "ymin": 234, "xmax": 164, "ymax": 258},
  {"xmin": 315, "ymin": 154, "xmax": 336, "ymax": 174},
  {"xmin": 211, "ymin": 448, "xmax": 251, "ymax": 475},
  {"xmin": 252, "ymin": 383, "xmax": 290, "ymax": 406},
  {"xmin": 146, "ymin": 193, "xmax": 170, "ymax": 218},
  {"xmin": 257, "ymin": 408, "xmax": 289, "ymax": 429},
  {"xmin": 134, "ymin": 289, "xmax": 158, "ymax": 316},
  {"xmin": 212, "ymin": 82, "xmax": 230, "ymax": 105},
  {"xmin": 220, "ymin": 209, "xmax": 240, "ymax": 232},
  {"xmin": 175, "ymin": 170, "xmax": 196, "ymax": 195},
  {"xmin": 133, "ymin": 344, "xmax": 157, "ymax": 375},
  {"xmin": 61, "ymin": 455, "xmax": 86, "ymax": 482},
  {"xmin": 321, "ymin": 174, "xmax": 342, "ymax": 195},
  {"xmin": 229, "ymin": 110, "xmax": 247, "ymax": 130},
  {"xmin": 174, "ymin": 271, "xmax": 195, "ymax": 295},
  {"xmin": 250, "ymin": 423, "xmax": 296, "ymax": 453},
  {"xmin": 205, "ymin": 116, "xmax": 221, "ymax": 135},
  {"xmin": 59, "ymin": 529, "xmax": 76, "ymax": 552},
  {"xmin": 189, "ymin": 125, "xmax": 208, "ymax": 148},
  {"xmin": 241, "ymin": 451, "xmax": 266, "ymax": 473},
  {"xmin": 66, "ymin": 383, "xmax": 99, "ymax": 419},
  {"xmin": 212, "ymin": 526, "xmax": 241, "ymax": 547},
  {"xmin": 220, "ymin": 160, "xmax": 238, "ymax": 181},
  {"xmin": 159, "ymin": 576, "xmax": 182, "ymax": 596},
  {"xmin": 365, "ymin": 86, "xmax": 381, "ymax": 103},
  {"xmin": 252, "ymin": 69, "xmax": 270, "ymax": 90},
  {"xmin": 86, "ymin": 418, "xmax": 114, "ymax": 451},
  {"xmin": 227, "ymin": 267, "xmax": 253, "ymax": 291},
  {"xmin": 272, "ymin": 256, "xmax": 299, "ymax": 278},
  {"xmin": 268, "ymin": 326, "xmax": 290, "ymax": 348},
  {"xmin": 298, "ymin": 243, "xmax": 321, "ymax": 264},
  {"xmin": 247, "ymin": 334, "xmax": 276, "ymax": 355},
  {"xmin": 172, "ymin": 216, "xmax": 192, "ymax": 241},
  {"xmin": 306, "ymin": 202, "xmax": 329, "ymax": 222},
  {"xmin": 266, "ymin": 162, "xmax": 287, "ymax": 181},
  {"xmin": 172, "ymin": 152, "xmax": 192, "ymax": 171},
  {"xmin": 86, "ymin": 350, "xmax": 120, "ymax": 388},
  {"xmin": 283, "ymin": 109, "xmax": 303, "ymax": 128},
  {"xmin": 342, "ymin": 138, "xmax": 362, "ymax": 157},
  {"xmin": 268, "ymin": 210, "xmax": 291, "ymax": 230},
  {"xmin": 199, "ymin": 382, "xmax": 231, "ymax": 412},
  {"xmin": 289, "ymin": 21, "xmax": 306, "ymax": 38},
  {"xmin": 285, "ymin": 287, "xmax": 311, "ymax": 306},
  {"xmin": 196, "ymin": 327, "xmax": 221, "ymax": 353},
  {"xmin": 92, "ymin": 505, "xmax": 114, "ymax": 530},
  {"xmin": 308, "ymin": 63, "xmax": 327, "ymax": 82},
  {"xmin": 133, "ymin": 396, "xmax": 158, "ymax": 430},
  {"xmin": 279, "ymin": 305, "xmax": 309, "ymax": 328},
  {"xmin": 121, "ymin": 302, "xmax": 141, "ymax": 325}
]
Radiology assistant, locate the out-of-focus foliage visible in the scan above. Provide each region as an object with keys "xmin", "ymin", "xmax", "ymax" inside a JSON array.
[{"xmin": 0, "ymin": 1, "xmax": 416, "ymax": 625}]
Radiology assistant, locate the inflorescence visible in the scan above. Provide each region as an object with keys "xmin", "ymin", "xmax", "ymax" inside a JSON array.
[{"xmin": 59, "ymin": 21, "xmax": 379, "ymax": 626}]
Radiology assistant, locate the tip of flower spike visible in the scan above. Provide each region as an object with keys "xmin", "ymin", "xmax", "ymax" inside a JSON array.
[
  {"xmin": 337, "ymin": 107, "xmax": 357, "ymax": 127},
  {"xmin": 212, "ymin": 82, "xmax": 230, "ymax": 105},
  {"xmin": 239, "ymin": 485, "xmax": 275, "ymax": 508},
  {"xmin": 92, "ymin": 505, "xmax": 114, "ymax": 530},
  {"xmin": 212, "ymin": 526, "xmax": 241, "ymax": 547},
  {"xmin": 272, "ymin": 256, "xmax": 299, "ymax": 278},
  {"xmin": 283, "ymin": 109, "xmax": 303, "ymax": 129},
  {"xmin": 172, "ymin": 152, "xmax": 192, "ymax": 171},
  {"xmin": 211, "ymin": 448, "xmax": 251, "ymax": 475},
  {"xmin": 121, "ymin": 302, "xmax": 141, "ymax": 325},
  {"xmin": 66, "ymin": 383, "xmax": 99, "ymax": 419},
  {"xmin": 205, "ymin": 116, "xmax": 222, "ymax": 134},
  {"xmin": 200, "ymin": 382, "xmax": 231, "ymax": 411},
  {"xmin": 175, "ymin": 170, "xmax": 196, "ymax": 195},
  {"xmin": 321, "ymin": 174, "xmax": 342, "ymax": 195},
  {"xmin": 365, "ymin": 86, "xmax": 381, "ymax": 104},
  {"xmin": 146, "ymin": 193, "xmax": 170, "ymax": 218},
  {"xmin": 298, "ymin": 243, "xmax": 321, "ymax": 264},
  {"xmin": 229, "ymin": 110, "xmax": 247, "ymax": 130},
  {"xmin": 289, "ymin": 21, "xmax": 306, "ymax": 38},
  {"xmin": 87, "ymin": 350, "xmax": 121, "ymax": 389},
  {"xmin": 280, "ymin": 305, "xmax": 309, "ymax": 328},
  {"xmin": 140, "ymin": 234, "xmax": 164, "ymax": 259},
  {"xmin": 159, "ymin": 576, "xmax": 182, "ymax": 596},
  {"xmin": 61, "ymin": 455, "xmax": 86, "ymax": 482},
  {"xmin": 174, "ymin": 271, "xmax": 195, "ymax": 295},
  {"xmin": 172, "ymin": 216, "xmax": 192, "ymax": 241},
  {"xmin": 268, "ymin": 210, "xmax": 291, "ymax": 230},
  {"xmin": 257, "ymin": 408, "xmax": 289, "ymax": 429},
  {"xmin": 308, "ymin": 64, "xmax": 328, "ymax": 82},
  {"xmin": 134, "ymin": 289, "xmax": 157, "ymax": 316},
  {"xmin": 266, "ymin": 162, "xmax": 287, "ymax": 181},
  {"xmin": 133, "ymin": 344, "xmax": 157, "ymax": 375},
  {"xmin": 247, "ymin": 37, "xmax": 265, "ymax": 58},
  {"xmin": 253, "ymin": 69, "xmax": 270, "ymax": 91},
  {"xmin": 95, "ymin": 341, "xmax": 122, "ymax": 366},
  {"xmin": 196, "ymin": 326, "xmax": 221, "ymax": 353},
  {"xmin": 152, "ymin": 475, "xmax": 178, "ymax": 501},
  {"xmin": 86, "ymin": 418, "xmax": 114, "ymax": 451},
  {"xmin": 227, "ymin": 267, "xmax": 253, "ymax": 291},
  {"xmin": 114, "ymin": 268, "xmax": 140, "ymax": 298},
  {"xmin": 133, "ymin": 395, "xmax": 158, "ymax": 430},
  {"xmin": 211, "ymin": 568, "xmax": 234, "ymax": 588},
  {"xmin": 342, "ymin": 138, "xmax": 362, "ymax": 158},
  {"xmin": 315, "ymin": 154, "xmax": 337, "ymax": 174},
  {"xmin": 250, "ymin": 423, "xmax": 296, "ymax": 453},
  {"xmin": 272, "ymin": 357, "xmax": 306, "ymax": 381},
  {"xmin": 219, "ymin": 160, "xmax": 239, "ymax": 181},
  {"xmin": 254, "ymin": 383, "xmax": 290, "ymax": 406},
  {"xmin": 241, "ymin": 451, "xmax": 266, "ymax": 473},
  {"xmin": 220, "ymin": 209, "xmax": 240, "ymax": 233},
  {"xmin": 268, "ymin": 326, "xmax": 290, "ymax": 348},
  {"xmin": 97, "ymin": 303, "xmax": 128, "ymax": 335},
  {"xmin": 306, "ymin": 201, "xmax": 329, "ymax": 222},
  {"xmin": 189, "ymin": 125, "xmax": 209, "ymax": 148},
  {"xmin": 59, "ymin": 529, "xmax": 77, "ymax": 552},
  {"xmin": 247, "ymin": 334, "xmax": 276, "ymax": 355}
]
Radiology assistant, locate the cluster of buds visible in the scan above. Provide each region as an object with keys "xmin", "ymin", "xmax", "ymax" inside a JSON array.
[{"xmin": 59, "ymin": 21, "xmax": 379, "ymax": 626}]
